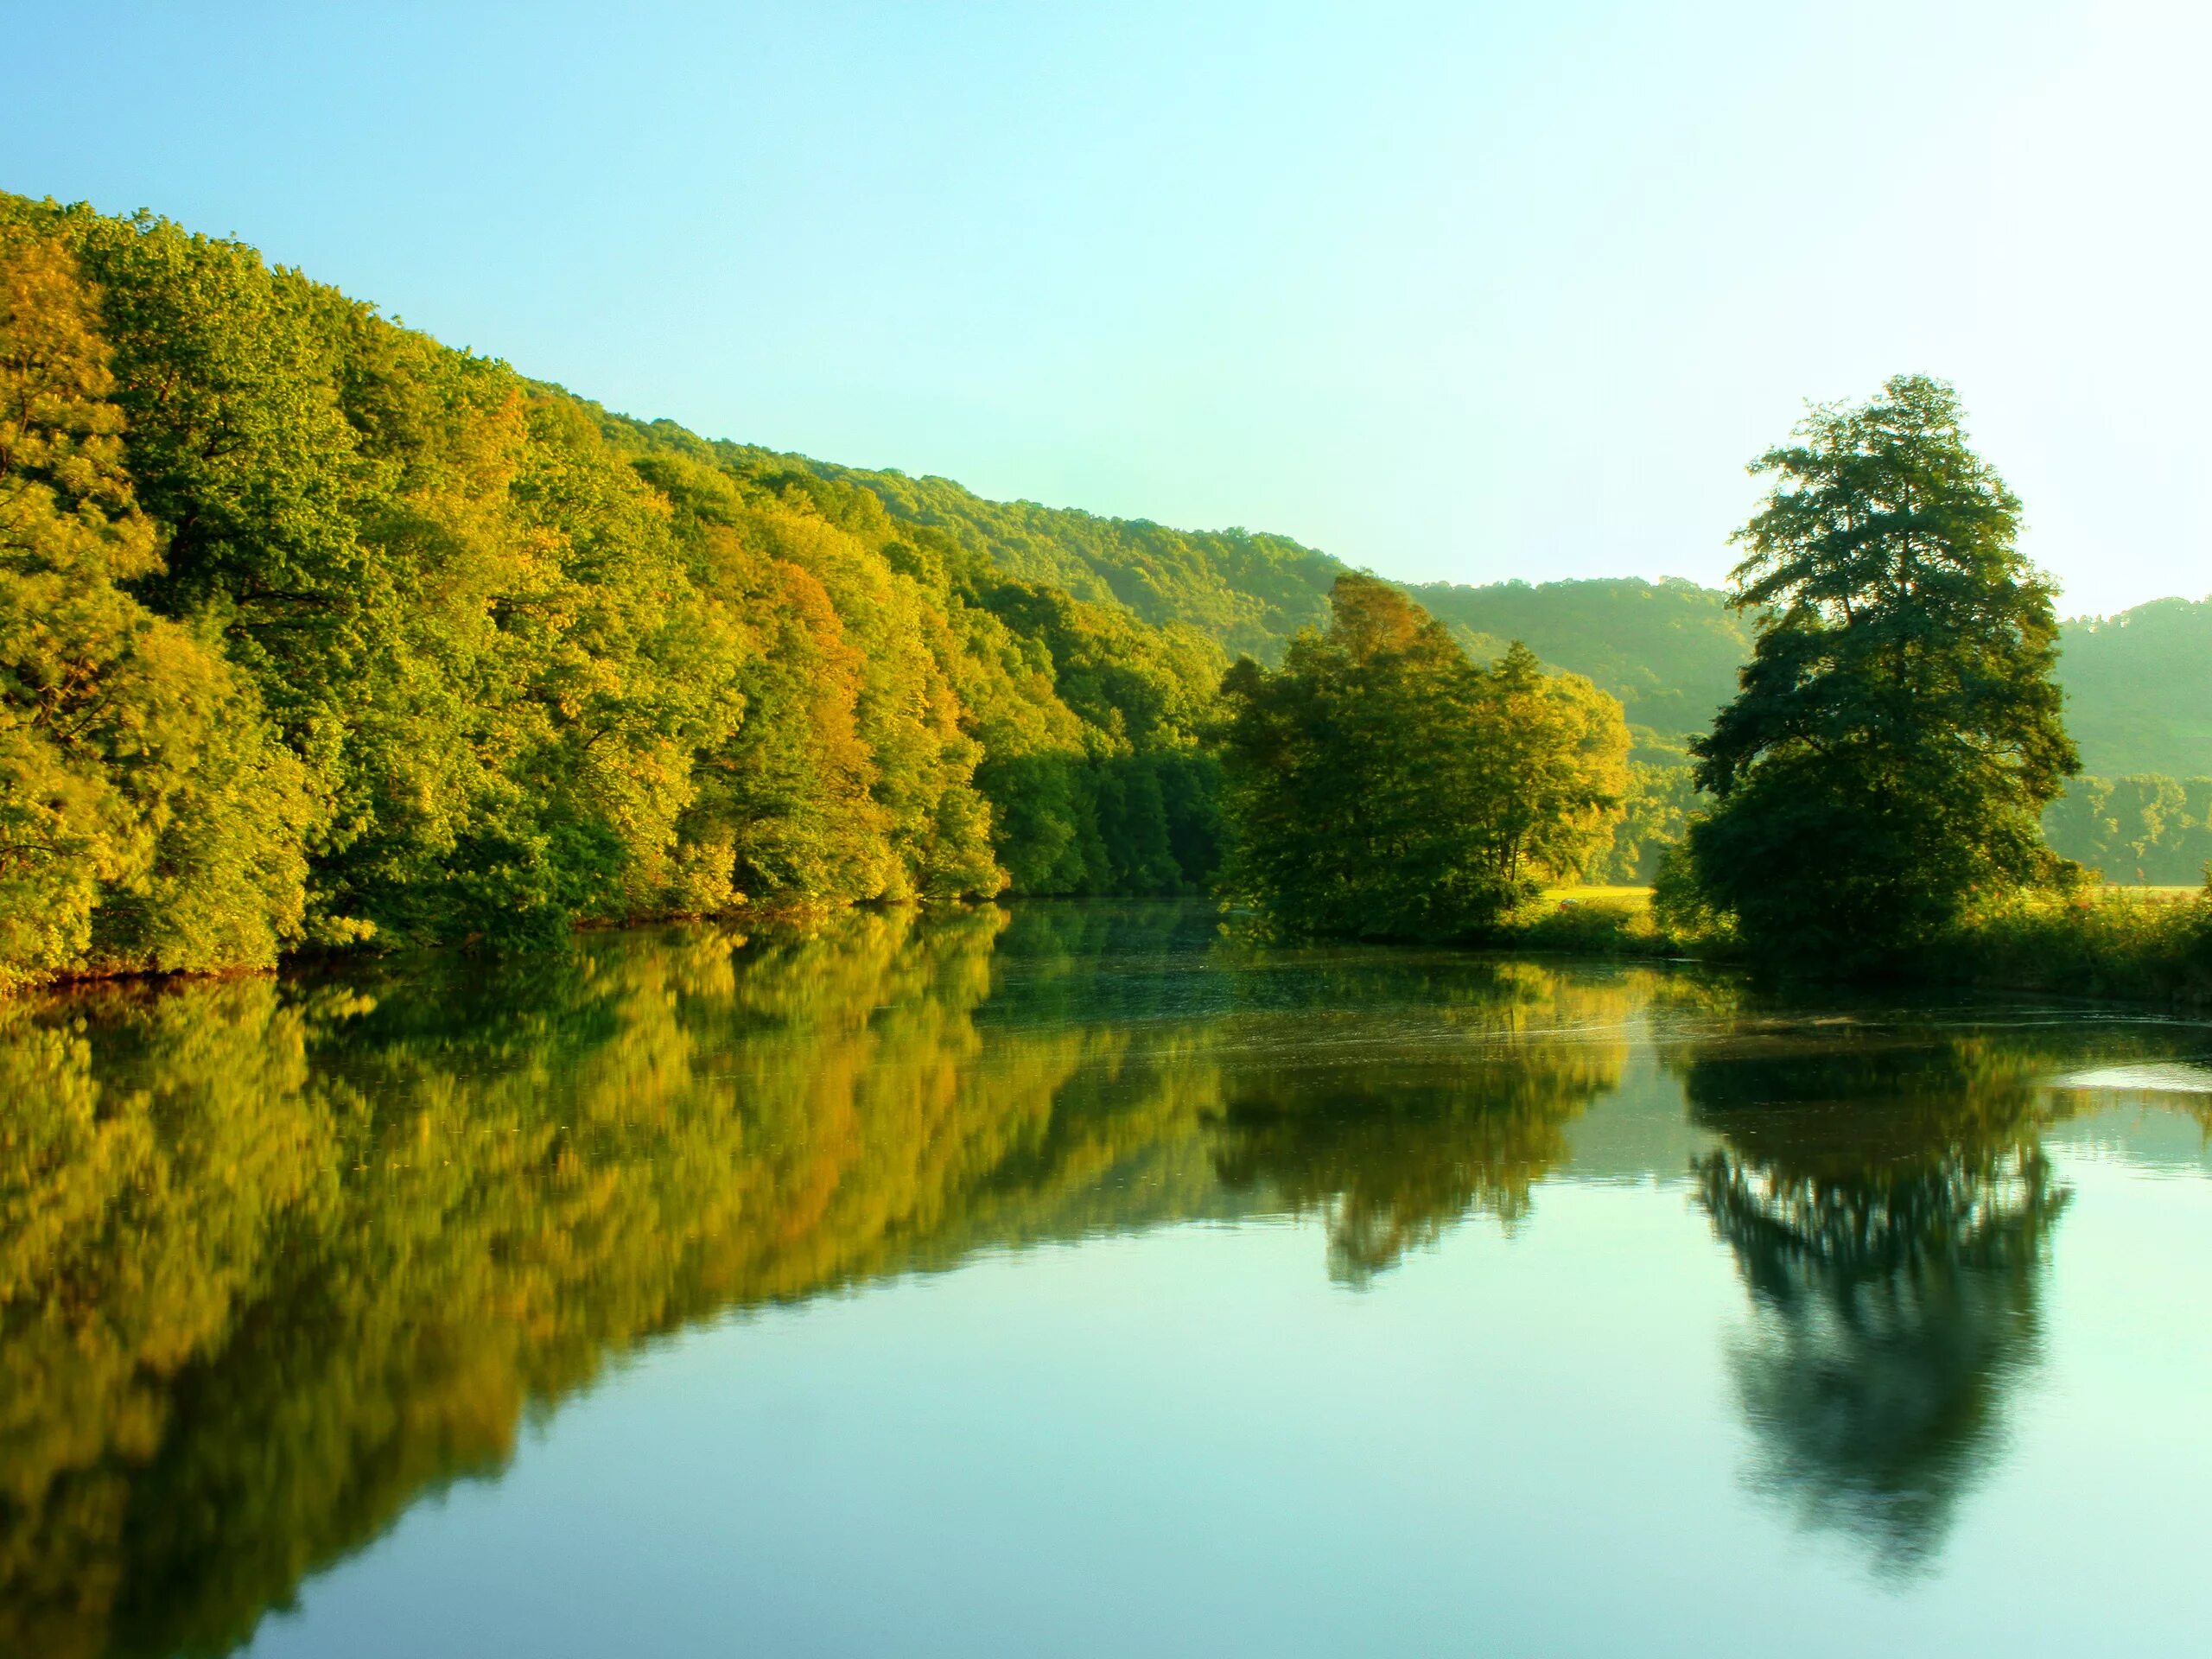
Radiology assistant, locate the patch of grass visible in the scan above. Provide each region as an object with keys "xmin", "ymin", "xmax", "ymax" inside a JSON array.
[
  {"xmin": 1499, "ymin": 881, "xmax": 2212, "ymax": 1010},
  {"xmin": 1931, "ymin": 885, "xmax": 2212, "ymax": 1010}
]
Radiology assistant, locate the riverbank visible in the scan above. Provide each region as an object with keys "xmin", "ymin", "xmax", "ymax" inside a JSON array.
[{"xmin": 1497, "ymin": 884, "xmax": 2212, "ymax": 1012}]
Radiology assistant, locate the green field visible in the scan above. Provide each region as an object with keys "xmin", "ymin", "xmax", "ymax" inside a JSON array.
[{"xmin": 1543, "ymin": 886, "xmax": 1654, "ymax": 908}]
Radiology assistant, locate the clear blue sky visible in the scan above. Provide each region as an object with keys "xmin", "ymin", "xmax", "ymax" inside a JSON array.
[{"xmin": 6, "ymin": 1, "xmax": 2204, "ymax": 614}]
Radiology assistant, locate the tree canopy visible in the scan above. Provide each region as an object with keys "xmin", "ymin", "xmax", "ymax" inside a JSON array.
[
  {"xmin": 1680, "ymin": 375, "xmax": 2079, "ymax": 966},
  {"xmin": 1217, "ymin": 574, "xmax": 1626, "ymax": 940},
  {"xmin": 0, "ymin": 223, "xmax": 311, "ymax": 989}
]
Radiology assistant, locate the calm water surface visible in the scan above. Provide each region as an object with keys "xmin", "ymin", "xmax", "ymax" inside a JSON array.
[{"xmin": 5, "ymin": 903, "xmax": 2211, "ymax": 1657}]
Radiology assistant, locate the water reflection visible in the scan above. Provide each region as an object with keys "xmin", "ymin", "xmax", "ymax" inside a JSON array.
[
  {"xmin": 1208, "ymin": 962, "xmax": 1635, "ymax": 1281},
  {"xmin": 1678, "ymin": 1020, "xmax": 2102, "ymax": 1575},
  {"xmin": 0, "ymin": 909, "xmax": 2206, "ymax": 1655}
]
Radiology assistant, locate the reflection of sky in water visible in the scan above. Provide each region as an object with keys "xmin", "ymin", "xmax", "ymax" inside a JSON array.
[
  {"xmin": 2049, "ymin": 1061, "xmax": 2212, "ymax": 1094},
  {"xmin": 2044, "ymin": 1062, "xmax": 2212, "ymax": 1178}
]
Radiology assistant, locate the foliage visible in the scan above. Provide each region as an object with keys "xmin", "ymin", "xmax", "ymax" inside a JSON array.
[
  {"xmin": 715, "ymin": 445, "xmax": 1342, "ymax": 664},
  {"xmin": 0, "ymin": 194, "xmax": 1243, "ymax": 985},
  {"xmin": 0, "ymin": 223, "xmax": 311, "ymax": 988},
  {"xmin": 1216, "ymin": 574, "xmax": 1628, "ymax": 941},
  {"xmin": 10, "ymin": 189, "xmax": 2203, "ymax": 990},
  {"xmin": 1683, "ymin": 375, "xmax": 2079, "ymax": 970},
  {"xmin": 1925, "ymin": 883, "xmax": 2212, "ymax": 1010},
  {"xmin": 1406, "ymin": 575, "xmax": 1751, "ymax": 747},
  {"xmin": 2042, "ymin": 772, "xmax": 2212, "ymax": 886},
  {"xmin": 1583, "ymin": 757, "xmax": 1703, "ymax": 883}
]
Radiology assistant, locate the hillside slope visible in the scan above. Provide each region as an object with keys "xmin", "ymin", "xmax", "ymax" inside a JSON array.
[
  {"xmin": 2054, "ymin": 596, "xmax": 2212, "ymax": 779},
  {"xmin": 609, "ymin": 423, "xmax": 1757, "ymax": 748},
  {"xmin": 707, "ymin": 437, "xmax": 2209, "ymax": 778},
  {"xmin": 0, "ymin": 195, "xmax": 1242, "ymax": 987}
]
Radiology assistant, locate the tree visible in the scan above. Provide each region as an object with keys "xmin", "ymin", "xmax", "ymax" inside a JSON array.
[
  {"xmin": 1681, "ymin": 375, "xmax": 2079, "ymax": 968},
  {"xmin": 1217, "ymin": 574, "xmax": 1626, "ymax": 940}
]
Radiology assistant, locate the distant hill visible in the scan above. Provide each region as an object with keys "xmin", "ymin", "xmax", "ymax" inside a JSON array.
[
  {"xmin": 1405, "ymin": 578, "xmax": 1750, "ymax": 752},
  {"xmin": 2055, "ymin": 596, "xmax": 2212, "ymax": 779},
  {"xmin": 613, "ymin": 428, "xmax": 2211, "ymax": 781}
]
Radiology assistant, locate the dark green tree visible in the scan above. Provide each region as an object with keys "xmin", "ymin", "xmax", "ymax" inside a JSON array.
[{"xmin": 1681, "ymin": 375, "xmax": 2079, "ymax": 968}]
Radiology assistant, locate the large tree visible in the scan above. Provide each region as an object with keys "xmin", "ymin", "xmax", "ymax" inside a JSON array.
[
  {"xmin": 1217, "ymin": 574, "xmax": 1625, "ymax": 940},
  {"xmin": 1681, "ymin": 374, "xmax": 2077, "ymax": 967}
]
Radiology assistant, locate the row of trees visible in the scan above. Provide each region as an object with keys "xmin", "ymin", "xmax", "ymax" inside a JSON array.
[
  {"xmin": 1214, "ymin": 373, "xmax": 2204, "ymax": 974},
  {"xmin": 2042, "ymin": 773, "xmax": 2212, "ymax": 886},
  {"xmin": 0, "ymin": 192, "xmax": 1682, "ymax": 988},
  {"xmin": 0, "ymin": 199, "xmax": 1234, "ymax": 988}
]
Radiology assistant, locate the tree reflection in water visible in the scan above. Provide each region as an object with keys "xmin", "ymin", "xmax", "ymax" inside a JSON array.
[
  {"xmin": 1205, "ymin": 960, "xmax": 1638, "ymax": 1282},
  {"xmin": 0, "ymin": 907, "xmax": 1138, "ymax": 1659},
  {"xmin": 3, "ymin": 912, "xmax": 2201, "ymax": 1652},
  {"xmin": 1681, "ymin": 1024, "xmax": 2075, "ymax": 1577}
]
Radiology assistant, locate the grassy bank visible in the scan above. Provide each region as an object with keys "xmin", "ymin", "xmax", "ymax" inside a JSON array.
[
  {"xmin": 1494, "ymin": 883, "xmax": 2212, "ymax": 1010},
  {"xmin": 1927, "ymin": 887, "xmax": 2212, "ymax": 1010}
]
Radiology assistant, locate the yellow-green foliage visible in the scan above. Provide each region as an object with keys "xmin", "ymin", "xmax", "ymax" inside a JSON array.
[
  {"xmin": 2042, "ymin": 773, "xmax": 2212, "ymax": 887},
  {"xmin": 0, "ymin": 226, "xmax": 312, "ymax": 988},
  {"xmin": 0, "ymin": 195, "xmax": 1235, "ymax": 986}
]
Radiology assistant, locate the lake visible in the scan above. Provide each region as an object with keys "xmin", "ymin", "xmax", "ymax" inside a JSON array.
[{"xmin": 5, "ymin": 902, "xmax": 2211, "ymax": 1658}]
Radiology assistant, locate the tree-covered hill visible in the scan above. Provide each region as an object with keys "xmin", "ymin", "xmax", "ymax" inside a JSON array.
[
  {"xmin": 2051, "ymin": 596, "xmax": 2212, "ymax": 779},
  {"xmin": 603, "ymin": 416, "xmax": 1342, "ymax": 660},
  {"xmin": 607, "ymin": 415, "xmax": 2212, "ymax": 779},
  {"xmin": 0, "ymin": 195, "xmax": 1250, "ymax": 987},
  {"xmin": 1407, "ymin": 576, "xmax": 1749, "ymax": 752},
  {"xmin": 611, "ymin": 415, "xmax": 1756, "ymax": 748}
]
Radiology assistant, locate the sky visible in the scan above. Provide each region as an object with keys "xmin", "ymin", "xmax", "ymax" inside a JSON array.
[{"xmin": 4, "ymin": 0, "xmax": 2205, "ymax": 615}]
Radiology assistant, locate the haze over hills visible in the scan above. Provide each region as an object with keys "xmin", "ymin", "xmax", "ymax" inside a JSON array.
[{"xmin": 614, "ymin": 414, "xmax": 2211, "ymax": 778}]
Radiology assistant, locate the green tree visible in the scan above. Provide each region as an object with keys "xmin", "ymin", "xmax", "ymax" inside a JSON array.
[
  {"xmin": 1681, "ymin": 375, "xmax": 2079, "ymax": 968},
  {"xmin": 1586, "ymin": 758, "xmax": 1702, "ymax": 883},
  {"xmin": 1217, "ymin": 574, "xmax": 1626, "ymax": 940}
]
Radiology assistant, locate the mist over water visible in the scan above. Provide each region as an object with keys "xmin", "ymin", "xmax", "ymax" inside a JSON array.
[{"xmin": 5, "ymin": 903, "xmax": 2210, "ymax": 1657}]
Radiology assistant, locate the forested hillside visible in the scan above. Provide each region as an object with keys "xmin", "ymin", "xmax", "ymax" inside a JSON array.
[
  {"xmin": 2026, "ymin": 601, "xmax": 2212, "ymax": 883},
  {"xmin": 0, "ymin": 196, "xmax": 1238, "ymax": 986},
  {"xmin": 672, "ymin": 443, "xmax": 2209, "ymax": 779},
  {"xmin": 2052, "ymin": 597, "xmax": 2212, "ymax": 779},
  {"xmin": 632, "ymin": 435, "xmax": 1758, "ymax": 748},
  {"xmin": 4, "ymin": 192, "xmax": 2204, "ymax": 993}
]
